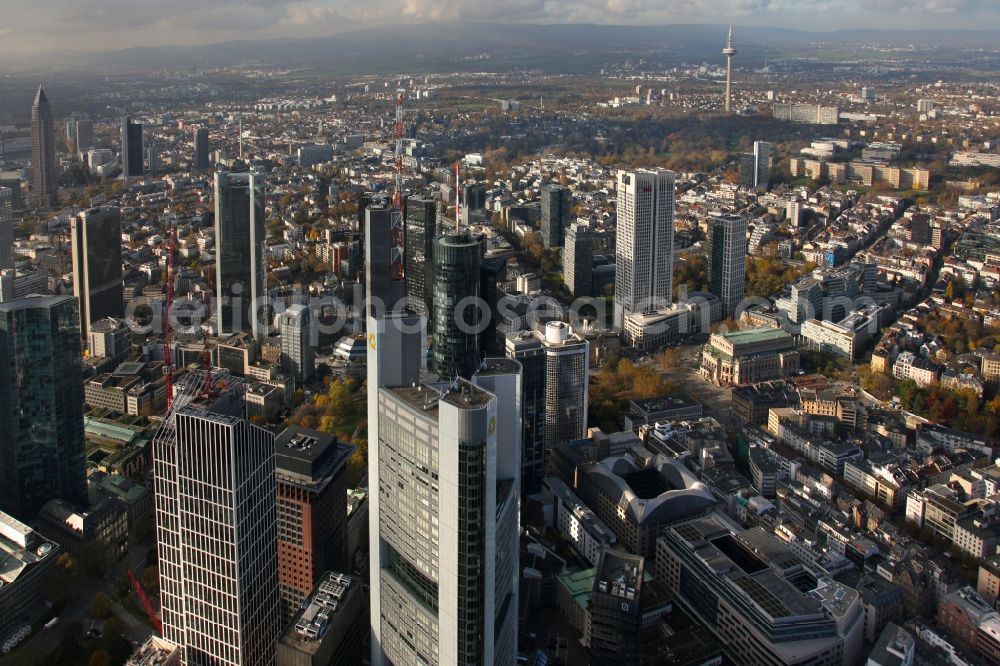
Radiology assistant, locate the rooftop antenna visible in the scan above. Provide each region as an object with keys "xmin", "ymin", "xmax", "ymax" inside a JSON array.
[{"xmin": 455, "ymin": 160, "xmax": 461, "ymax": 230}]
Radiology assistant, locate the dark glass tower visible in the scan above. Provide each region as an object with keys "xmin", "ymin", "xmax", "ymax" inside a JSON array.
[
  {"xmin": 707, "ymin": 213, "xmax": 748, "ymax": 318},
  {"xmin": 121, "ymin": 117, "xmax": 144, "ymax": 178},
  {"xmin": 432, "ymin": 231, "xmax": 483, "ymax": 380},
  {"xmin": 193, "ymin": 127, "xmax": 210, "ymax": 171},
  {"xmin": 71, "ymin": 206, "xmax": 124, "ymax": 341},
  {"xmin": 215, "ymin": 170, "xmax": 266, "ymax": 338},
  {"xmin": 30, "ymin": 86, "xmax": 57, "ymax": 208},
  {"xmin": 0, "ymin": 296, "xmax": 87, "ymax": 518},
  {"xmin": 403, "ymin": 194, "xmax": 436, "ymax": 317},
  {"xmin": 541, "ymin": 183, "xmax": 572, "ymax": 248}
]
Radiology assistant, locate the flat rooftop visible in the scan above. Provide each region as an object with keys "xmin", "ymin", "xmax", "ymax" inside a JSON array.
[
  {"xmin": 715, "ymin": 327, "xmax": 791, "ymax": 346},
  {"xmin": 595, "ymin": 549, "xmax": 644, "ymax": 602}
]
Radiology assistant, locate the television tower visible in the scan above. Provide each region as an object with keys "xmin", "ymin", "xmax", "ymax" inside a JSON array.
[{"xmin": 723, "ymin": 24, "xmax": 737, "ymax": 113}]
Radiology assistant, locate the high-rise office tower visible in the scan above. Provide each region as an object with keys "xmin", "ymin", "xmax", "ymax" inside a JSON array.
[
  {"xmin": 71, "ymin": 206, "xmax": 124, "ymax": 341},
  {"xmin": 404, "ymin": 194, "xmax": 436, "ymax": 317},
  {"xmin": 723, "ymin": 24, "xmax": 737, "ymax": 113},
  {"xmin": 367, "ymin": 310, "xmax": 521, "ymax": 666},
  {"xmin": 154, "ymin": 378, "xmax": 280, "ymax": 666},
  {"xmin": 0, "ymin": 187, "xmax": 13, "ymax": 271},
  {"xmin": 0, "ymin": 296, "xmax": 87, "ymax": 518},
  {"xmin": 589, "ymin": 550, "xmax": 645, "ymax": 666},
  {"xmin": 365, "ymin": 202, "xmax": 405, "ymax": 314},
  {"xmin": 462, "ymin": 181, "xmax": 487, "ymax": 225},
  {"xmin": 74, "ymin": 119, "xmax": 94, "ymax": 153},
  {"xmin": 193, "ymin": 128, "xmax": 210, "ymax": 171},
  {"xmin": 121, "ymin": 117, "xmax": 144, "ymax": 178},
  {"xmin": 505, "ymin": 322, "xmax": 589, "ymax": 492},
  {"xmin": 432, "ymin": 230, "xmax": 483, "ymax": 380},
  {"xmin": 30, "ymin": 86, "xmax": 57, "ymax": 208},
  {"xmin": 564, "ymin": 221, "xmax": 593, "ymax": 297},
  {"xmin": 707, "ymin": 213, "xmax": 748, "ymax": 318},
  {"xmin": 741, "ymin": 141, "xmax": 773, "ymax": 190},
  {"xmin": 539, "ymin": 322, "xmax": 589, "ymax": 447},
  {"xmin": 275, "ymin": 426, "xmax": 353, "ymax": 625},
  {"xmin": 215, "ymin": 170, "xmax": 266, "ymax": 339},
  {"xmin": 278, "ymin": 303, "xmax": 313, "ymax": 385},
  {"xmin": 540, "ymin": 183, "xmax": 573, "ymax": 248},
  {"xmin": 480, "ymin": 254, "xmax": 507, "ymax": 355},
  {"xmin": 613, "ymin": 169, "xmax": 675, "ymax": 331}
]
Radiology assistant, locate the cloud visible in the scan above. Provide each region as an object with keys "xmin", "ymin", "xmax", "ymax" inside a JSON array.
[{"xmin": 0, "ymin": 0, "xmax": 997, "ymax": 55}]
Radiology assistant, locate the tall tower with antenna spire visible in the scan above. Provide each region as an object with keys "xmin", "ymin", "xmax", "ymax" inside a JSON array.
[{"xmin": 723, "ymin": 24, "xmax": 737, "ymax": 113}]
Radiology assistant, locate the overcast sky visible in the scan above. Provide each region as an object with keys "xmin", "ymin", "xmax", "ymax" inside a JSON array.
[{"xmin": 0, "ymin": 0, "xmax": 992, "ymax": 56}]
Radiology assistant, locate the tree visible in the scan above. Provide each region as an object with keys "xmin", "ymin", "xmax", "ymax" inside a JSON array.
[
  {"xmin": 89, "ymin": 650, "xmax": 110, "ymax": 666},
  {"xmin": 90, "ymin": 592, "xmax": 113, "ymax": 620}
]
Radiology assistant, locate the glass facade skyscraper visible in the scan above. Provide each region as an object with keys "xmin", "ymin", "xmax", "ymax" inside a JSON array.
[
  {"xmin": 432, "ymin": 231, "xmax": 483, "ymax": 380},
  {"xmin": 707, "ymin": 213, "xmax": 749, "ymax": 318},
  {"xmin": 404, "ymin": 194, "xmax": 436, "ymax": 318},
  {"xmin": 0, "ymin": 296, "xmax": 86, "ymax": 518},
  {"xmin": 30, "ymin": 86, "xmax": 57, "ymax": 208},
  {"xmin": 541, "ymin": 183, "xmax": 573, "ymax": 248},
  {"xmin": 215, "ymin": 170, "xmax": 266, "ymax": 339},
  {"xmin": 71, "ymin": 206, "xmax": 124, "ymax": 341},
  {"xmin": 121, "ymin": 117, "xmax": 144, "ymax": 178}
]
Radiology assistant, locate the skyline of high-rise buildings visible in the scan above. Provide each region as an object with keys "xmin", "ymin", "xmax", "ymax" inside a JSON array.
[{"xmin": 30, "ymin": 85, "xmax": 57, "ymax": 209}]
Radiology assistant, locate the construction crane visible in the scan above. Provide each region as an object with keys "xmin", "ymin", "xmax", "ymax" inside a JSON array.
[
  {"xmin": 163, "ymin": 218, "xmax": 175, "ymax": 410},
  {"xmin": 127, "ymin": 569, "xmax": 163, "ymax": 636},
  {"xmin": 390, "ymin": 88, "xmax": 405, "ymax": 281}
]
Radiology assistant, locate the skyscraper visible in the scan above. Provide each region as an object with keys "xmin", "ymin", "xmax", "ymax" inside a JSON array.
[
  {"xmin": 121, "ymin": 117, "xmax": 143, "ymax": 178},
  {"xmin": 541, "ymin": 183, "xmax": 573, "ymax": 248},
  {"xmin": 505, "ymin": 322, "xmax": 589, "ymax": 492},
  {"xmin": 278, "ymin": 303, "xmax": 313, "ymax": 385},
  {"xmin": 193, "ymin": 127, "xmax": 210, "ymax": 171},
  {"xmin": 364, "ymin": 202, "xmax": 405, "ymax": 314},
  {"xmin": 74, "ymin": 119, "xmax": 94, "ymax": 153},
  {"xmin": 367, "ymin": 311, "xmax": 521, "ymax": 665},
  {"xmin": 613, "ymin": 169, "xmax": 675, "ymax": 332},
  {"xmin": 0, "ymin": 296, "xmax": 87, "ymax": 518},
  {"xmin": 741, "ymin": 141, "xmax": 773, "ymax": 190},
  {"xmin": 30, "ymin": 86, "xmax": 57, "ymax": 209},
  {"xmin": 71, "ymin": 206, "xmax": 124, "ymax": 341},
  {"xmin": 707, "ymin": 213, "xmax": 748, "ymax": 318},
  {"xmin": 404, "ymin": 194, "xmax": 436, "ymax": 317},
  {"xmin": 275, "ymin": 426, "xmax": 353, "ymax": 625},
  {"xmin": 154, "ymin": 378, "xmax": 280, "ymax": 666},
  {"xmin": 215, "ymin": 170, "xmax": 266, "ymax": 339},
  {"xmin": 564, "ymin": 221, "xmax": 593, "ymax": 297},
  {"xmin": 0, "ymin": 187, "xmax": 13, "ymax": 271},
  {"xmin": 432, "ymin": 230, "xmax": 483, "ymax": 380}
]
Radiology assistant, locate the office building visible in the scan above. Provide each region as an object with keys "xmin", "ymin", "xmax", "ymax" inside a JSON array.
[
  {"xmin": 741, "ymin": 141, "xmax": 773, "ymax": 190},
  {"xmin": 154, "ymin": 377, "xmax": 280, "ymax": 666},
  {"xmin": 462, "ymin": 181, "xmax": 487, "ymax": 225},
  {"xmin": 277, "ymin": 572, "xmax": 366, "ymax": 666},
  {"xmin": 657, "ymin": 514, "xmax": 864, "ymax": 666},
  {"xmin": 613, "ymin": 169, "xmax": 675, "ymax": 332},
  {"xmin": 364, "ymin": 202, "xmax": 405, "ymax": 314},
  {"xmin": 71, "ymin": 206, "xmax": 124, "ymax": 341},
  {"xmin": 30, "ymin": 85, "xmax": 57, "ymax": 208},
  {"xmin": 367, "ymin": 312, "xmax": 520, "ymax": 666},
  {"xmin": 74, "ymin": 118, "xmax": 93, "ymax": 153},
  {"xmin": 193, "ymin": 128, "xmax": 210, "ymax": 171},
  {"xmin": 431, "ymin": 230, "xmax": 483, "ymax": 380},
  {"xmin": 541, "ymin": 183, "xmax": 573, "ymax": 248},
  {"xmin": 0, "ymin": 187, "xmax": 13, "ymax": 271},
  {"xmin": 0, "ymin": 511, "xmax": 62, "ymax": 643},
  {"xmin": 215, "ymin": 170, "xmax": 266, "ymax": 338},
  {"xmin": 505, "ymin": 330, "xmax": 547, "ymax": 494},
  {"xmin": 404, "ymin": 194, "xmax": 436, "ymax": 317},
  {"xmin": 0, "ymin": 296, "xmax": 87, "ymax": 518},
  {"xmin": 707, "ymin": 213, "xmax": 748, "ymax": 318},
  {"xmin": 121, "ymin": 117, "xmax": 143, "ymax": 178},
  {"xmin": 564, "ymin": 221, "xmax": 593, "ymax": 297},
  {"xmin": 275, "ymin": 426, "xmax": 353, "ymax": 625},
  {"xmin": 589, "ymin": 550, "xmax": 644, "ymax": 666},
  {"xmin": 279, "ymin": 304, "xmax": 313, "ymax": 385},
  {"xmin": 0, "ymin": 178, "xmax": 24, "ymax": 212}
]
